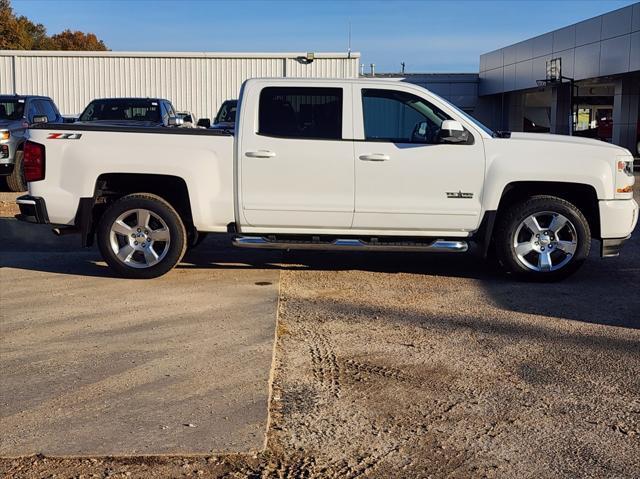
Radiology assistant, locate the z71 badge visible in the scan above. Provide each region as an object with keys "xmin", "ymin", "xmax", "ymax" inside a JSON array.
[
  {"xmin": 446, "ymin": 191, "xmax": 474, "ymax": 199},
  {"xmin": 47, "ymin": 133, "xmax": 82, "ymax": 139}
]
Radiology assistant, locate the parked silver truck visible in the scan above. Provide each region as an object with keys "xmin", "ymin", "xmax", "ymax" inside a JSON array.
[{"xmin": 0, "ymin": 95, "xmax": 64, "ymax": 192}]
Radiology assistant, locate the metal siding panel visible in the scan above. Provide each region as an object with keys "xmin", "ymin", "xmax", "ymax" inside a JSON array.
[
  {"xmin": 503, "ymin": 45, "xmax": 517, "ymax": 66},
  {"xmin": 576, "ymin": 16, "xmax": 602, "ymax": 46},
  {"xmin": 574, "ymin": 42, "xmax": 601, "ymax": 80},
  {"xmin": 516, "ymin": 40, "xmax": 534, "ymax": 62},
  {"xmin": 484, "ymin": 50, "xmax": 504, "ymax": 71},
  {"xmin": 554, "ymin": 48, "xmax": 575, "ymax": 79},
  {"xmin": 3, "ymin": 52, "xmax": 356, "ymax": 119},
  {"xmin": 532, "ymin": 55, "xmax": 552, "ymax": 82},
  {"xmin": 553, "ymin": 26, "xmax": 576, "ymax": 52},
  {"xmin": 532, "ymin": 33, "xmax": 553, "ymax": 58},
  {"xmin": 0, "ymin": 56, "xmax": 15, "ymax": 94},
  {"xmin": 423, "ymin": 83, "xmax": 450, "ymax": 96},
  {"xmin": 631, "ymin": 31, "xmax": 640, "ymax": 71},
  {"xmin": 515, "ymin": 59, "xmax": 533, "ymax": 90},
  {"xmin": 479, "ymin": 68, "xmax": 504, "ymax": 96},
  {"xmin": 634, "ymin": 3, "xmax": 640, "ymax": 32},
  {"xmin": 504, "ymin": 64, "xmax": 516, "ymax": 92},
  {"xmin": 479, "ymin": 54, "xmax": 487, "ymax": 72},
  {"xmin": 601, "ymin": 6, "xmax": 633, "ymax": 39},
  {"xmin": 449, "ymin": 82, "xmax": 477, "ymax": 96},
  {"xmin": 600, "ymin": 35, "xmax": 631, "ymax": 75}
]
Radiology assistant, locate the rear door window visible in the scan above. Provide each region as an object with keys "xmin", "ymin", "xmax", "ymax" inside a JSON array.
[
  {"xmin": 27, "ymin": 100, "xmax": 41, "ymax": 122},
  {"xmin": 37, "ymin": 100, "xmax": 58, "ymax": 122},
  {"xmin": 259, "ymin": 87, "xmax": 343, "ymax": 140}
]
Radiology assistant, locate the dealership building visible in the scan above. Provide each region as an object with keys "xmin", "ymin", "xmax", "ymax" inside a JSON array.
[
  {"xmin": 362, "ymin": 3, "xmax": 639, "ymax": 155},
  {"xmin": 476, "ymin": 2, "xmax": 640, "ymax": 155},
  {"xmin": 0, "ymin": 3, "xmax": 638, "ymax": 154}
]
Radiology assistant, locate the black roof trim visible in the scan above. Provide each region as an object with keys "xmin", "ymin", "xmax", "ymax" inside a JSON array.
[
  {"xmin": 0, "ymin": 94, "xmax": 54, "ymax": 100},
  {"xmin": 86, "ymin": 97, "xmax": 170, "ymax": 102}
]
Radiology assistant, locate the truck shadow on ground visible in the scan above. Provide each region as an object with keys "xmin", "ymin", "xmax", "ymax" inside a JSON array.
[{"xmin": 1, "ymin": 218, "xmax": 638, "ymax": 329}]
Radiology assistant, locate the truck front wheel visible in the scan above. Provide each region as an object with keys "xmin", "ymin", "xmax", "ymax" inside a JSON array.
[
  {"xmin": 97, "ymin": 193, "xmax": 187, "ymax": 279},
  {"xmin": 494, "ymin": 195, "xmax": 591, "ymax": 281}
]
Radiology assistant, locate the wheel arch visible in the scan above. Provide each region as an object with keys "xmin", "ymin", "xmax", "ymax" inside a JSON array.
[
  {"xmin": 477, "ymin": 181, "xmax": 600, "ymax": 257},
  {"xmin": 78, "ymin": 173, "xmax": 194, "ymax": 247}
]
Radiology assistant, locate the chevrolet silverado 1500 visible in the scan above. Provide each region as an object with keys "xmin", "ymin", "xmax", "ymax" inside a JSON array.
[{"xmin": 16, "ymin": 78, "xmax": 638, "ymax": 280}]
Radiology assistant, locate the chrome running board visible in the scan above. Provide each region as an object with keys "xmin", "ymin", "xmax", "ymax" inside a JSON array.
[{"xmin": 232, "ymin": 236, "xmax": 468, "ymax": 253}]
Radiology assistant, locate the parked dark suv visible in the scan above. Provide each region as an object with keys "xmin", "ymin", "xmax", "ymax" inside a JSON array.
[{"xmin": 0, "ymin": 95, "xmax": 64, "ymax": 191}]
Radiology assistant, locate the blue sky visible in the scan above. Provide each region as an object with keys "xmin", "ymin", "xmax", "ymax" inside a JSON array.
[{"xmin": 12, "ymin": 0, "xmax": 637, "ymax": 72}]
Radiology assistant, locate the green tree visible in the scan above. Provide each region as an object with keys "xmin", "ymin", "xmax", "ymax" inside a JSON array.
[{"xmin": 0, "ymin": 0, "xmax": 107, "ymax": 50}]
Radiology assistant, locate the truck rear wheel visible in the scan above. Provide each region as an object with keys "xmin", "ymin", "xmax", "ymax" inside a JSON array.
[
  {"xmin": 6, "ymin": 151, "xmax": 27, "ymax": 192},
  {"xmin": 97, "ymin": 193, "xmax": 187, "ymax": 279},
  {"xmin": 494, "ymin": 195, "xmax": 591, "ymax": 281}
]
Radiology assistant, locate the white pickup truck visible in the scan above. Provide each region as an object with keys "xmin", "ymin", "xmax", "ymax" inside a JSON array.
[{"xmin": 17, "ymin": 78, "xmax": 638, "ymax": 280}]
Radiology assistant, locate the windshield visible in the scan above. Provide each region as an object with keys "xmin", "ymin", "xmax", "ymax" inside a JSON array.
[
  {"xmin": 215, "ymin": 100, "xmax": 237, "ymax": 123},
  {"xmin": 79, "ymin": 100, "xmax": 161, "ymax": 122},
  {"xmin": 427, "ymin": 91, "xmax": 494, "ymax": 137},
  {"xmin": 0, "ymin": 99, "xmax": 25, "ymax": 121}
]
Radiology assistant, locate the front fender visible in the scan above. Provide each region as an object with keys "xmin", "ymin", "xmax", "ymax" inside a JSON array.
[{"xmin": 481, "ymin": 139, "xmax": 615, "ymax": 211}]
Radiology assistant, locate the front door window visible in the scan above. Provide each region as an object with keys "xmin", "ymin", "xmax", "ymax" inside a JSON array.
[{"xmin": 362, "ymin": 89, "xmax": 451, "ymax": 144}]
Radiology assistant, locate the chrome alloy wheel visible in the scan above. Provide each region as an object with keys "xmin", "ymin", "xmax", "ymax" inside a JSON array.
[
  {"xmin": 513, "ymin": 211, "xmax": 578, "ymax": 272},
  {"xmin": 109, "ymin": 209, "xmax": 170, "ymax": 269}
]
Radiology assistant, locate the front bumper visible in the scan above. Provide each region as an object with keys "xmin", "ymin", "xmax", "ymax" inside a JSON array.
[
  {"xmin": 599, "ymin": 199, "xmax": 638, "ymax": 239},
  {"xmin": 0, "ymin": 136, "xmax": 18, "ymax": 169},
  {"xmin": 16, "ymin": 195, "xmax": 49, "ymax": 224},
  {"xmin": 598, "ymin": 198, "xmax": 638, "ymax": 257}
]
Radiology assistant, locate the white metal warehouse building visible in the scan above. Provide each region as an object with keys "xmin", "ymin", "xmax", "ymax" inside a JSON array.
[{"xmin": 0, "ymin": 50, "xmax": 360, "ymax": 119}]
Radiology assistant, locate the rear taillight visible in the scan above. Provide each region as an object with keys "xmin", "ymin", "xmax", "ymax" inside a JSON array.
[{"xmin": 23, "ymin": 140, "xmax": 46, "ymax": 182}]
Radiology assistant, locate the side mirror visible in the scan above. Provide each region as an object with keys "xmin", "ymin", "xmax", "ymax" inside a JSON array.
[
  {"xmin": 438, "ymin": 120, "xmax": 468, "ymax": 144},
  {"xmin": 31, "ymin": 115, "xmax": 48, "ymax": 125},
  {"xmin": 197, "ymin": 118, "xmax": 211, "ymax": 129},
  {"xmin": 168, "ymin": 116, "xmax": 184, "ymax": 127}
]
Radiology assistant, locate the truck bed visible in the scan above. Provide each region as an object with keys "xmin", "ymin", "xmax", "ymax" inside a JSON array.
[{"xmin": 26, "ymin": 123, "xmax": 236, "ymax": 231}]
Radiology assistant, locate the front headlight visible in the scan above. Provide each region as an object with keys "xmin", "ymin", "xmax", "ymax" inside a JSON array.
[
  {"xmin": 616, "ymin": 156, "xmax": 635, "ymax": 197},
  {"xmin": 617, "ymin": 159, "xmax": 634, "ymax": 176},
  {"xmin": 0, "ymin": 130, "xmax": 9, "ymax": 142}
]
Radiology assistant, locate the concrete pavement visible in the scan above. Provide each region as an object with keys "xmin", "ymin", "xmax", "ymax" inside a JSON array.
[{"xmin": 0, "ymin": 219, "xmax": 281, "ymax": 456}]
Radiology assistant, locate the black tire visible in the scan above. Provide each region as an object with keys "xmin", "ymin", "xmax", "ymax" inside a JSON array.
[
  {"xmin": 97, "ymin": 193, "xmax": 187, "ymax": 279},
  {"xmin": 6, "ymin": 151, "xmax": 27, "ymax": 192},
  {"xmin": 494, "ymin": 195, "xmax": 591, "ymax": 281}
]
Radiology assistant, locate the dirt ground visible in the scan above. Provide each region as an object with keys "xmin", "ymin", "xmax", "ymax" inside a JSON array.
[
  {"xmin": 0, "ymin": 191, "xmax": 20, "ymax": 217},
  {"xmin": 1, "ymin": 182, "xmax": 639, "ymax": 478}
]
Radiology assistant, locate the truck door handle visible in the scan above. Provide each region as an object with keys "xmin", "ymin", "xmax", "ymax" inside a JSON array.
[
  {"xmin": 245, "ymin": 150, "xmax": 276, "ymax": 158},
  {"xmin": 359, "ymin": 153, "xmax": 390, "ymax": 162}
]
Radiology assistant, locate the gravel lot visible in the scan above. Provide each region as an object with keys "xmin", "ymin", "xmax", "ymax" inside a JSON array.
[
  {"xmin": 0, "ymin": 192, "xmax": 20, "ymax": 217},
  {"xmin": 1, "ymin": 180, "xmax": 639, "ymax": 478}
]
